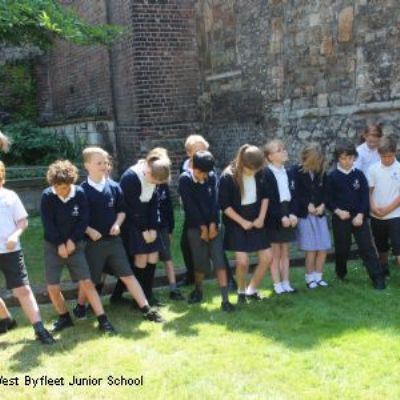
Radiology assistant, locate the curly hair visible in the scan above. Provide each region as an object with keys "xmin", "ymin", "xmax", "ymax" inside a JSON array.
[{"xmin": 46, "ymin": 160, "xmax": 78, "ymax": 185}]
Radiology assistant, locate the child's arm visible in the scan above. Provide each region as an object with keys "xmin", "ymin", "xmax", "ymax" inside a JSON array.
[
  {"xmin": 165, "ymin": 185, "xmax": 175, "ymax": 234},
  {"xmin": 253, "ymin": 199, "xmax": 268, "ymax": 229},
  {"xmin": 6, "ymin": 218, "xmax": 28, "ymax": 251},
  {"xmin": 110, "ymin": 212, "xmax": 126, "ymax": 236},
  {"xmin": 40, "ymin": 192, "xmax": 63, "ymax": 246},
  {"xmin": 69, "ymin": 190, "xmax": 89, "ymax": 245},
  {"xmin": 377, "ymin": 196, "xmax": 400, "ymax": 217}
]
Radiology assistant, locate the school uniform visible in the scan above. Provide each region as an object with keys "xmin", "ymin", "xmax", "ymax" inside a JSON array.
[
  {"xmin": 263, "ymin": 165, "xmax": 296, "ymax": 243},
  {"xmin": 119, "ymin": 161, "xmax": 161, "ymax": 256},
  {"xmin": 326, "ymin": 166, "xmax": 383, "ymax": 281},
  {"xmin": 178, "ymin": 170, "xmax": 225, "ymax": 273},
  {"xmin": 81, "ymin": 178, "xmax": 133, "ymax": 284},
  {"xmin": 354, "ymin": 142, "xmax": 380, "ymax": 176},
  {"xmin": 156, "ymin": 183, "xmax": 175, "ymax": 262},
  {"xmin": 40, "ymin": 185, "xmax": 91, "ymax": 285},
  {"xmin": 218, "ymin": 170, "xmax": 269, "ymax": 252},
  {"xmin": 0, "ymin": 187, "xmax": 30, "ymax": 289},
  {"xmin": 367, "ymin": 160, "xmax": 400, "ymax": 256},
  {"xmin": 289, "ymin": 165, "xmax": 331, "ymax": 251}
]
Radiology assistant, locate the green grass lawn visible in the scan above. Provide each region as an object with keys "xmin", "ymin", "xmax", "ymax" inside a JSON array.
[{"xmin": 1, "ymin": 263, "xmax": 400, "ymax": 399}]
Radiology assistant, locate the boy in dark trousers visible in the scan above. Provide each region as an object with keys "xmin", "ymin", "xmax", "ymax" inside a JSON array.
[
  {"xmin": 40, "ymin": 160, "xmax": 116, "ymax": 333},
  {"xmin": 179, "ymin": 151, "xmax": 235, "ymax": 311},
  {"xmin": 326, "ymin": 141, "xmax": 386, "ymax": 289}
]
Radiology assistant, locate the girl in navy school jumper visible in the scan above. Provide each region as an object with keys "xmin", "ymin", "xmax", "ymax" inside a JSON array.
[
  {"xmin": 111, "ymin": 148, "xmax": 171, "ymax": 306},
  {"xmin": 290, "ymin": 143, "xmax": 331, "ymax": 289},
  {"xmin": 326, "ymin": 141, "xmax": 386, "ymax": 289},
  {"xmin": 219, "ymin": 144, "xmax": 272, "ymax": 304},
  {"xmin": 156, "ymin": 183, "xmax": 185, "ymax": 300},
  {"xmin": 263, "ymin": 139, "xmax": 298, "ymax": 295}
]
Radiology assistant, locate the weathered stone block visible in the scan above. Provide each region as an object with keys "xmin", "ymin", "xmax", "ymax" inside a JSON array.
[{"xmin": 338, "ymin": 7, "xmax": 354, "ymax": 42}]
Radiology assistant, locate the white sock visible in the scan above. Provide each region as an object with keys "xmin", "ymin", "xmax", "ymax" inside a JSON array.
[
  {"xmin": 314, "ymin": 272, "xmax": 322, "ymax": 282},
  {"xmin": 274, "ymin": 282, "xmax": 285, "ymax": 294},
  {"xmin": 237, "ymin": 290, "xmax": 246, "ymax": 295},
  {"xmin": 246, "ymin": 285, "xmax": 257, "ymax": 295},
  {"xmin": 305, "ymin": 273, "xmax": 314, "ymax": 283}
]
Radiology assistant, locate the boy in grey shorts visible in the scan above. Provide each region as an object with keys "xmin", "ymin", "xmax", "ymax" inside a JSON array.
[
  {"xmin": 178, "ymin": 151, "xmax": 235, "ymax": 312},
  {"xmin": 75, "ymin": 147, "xmax": 164, "ymax": 323},
  {"xmin": 0, "ymin": 161, "xmax": 54, "ymax": 344},
  {"xmin": 40, "ymin": 160, "xmax": 116, "ymax": 334}
]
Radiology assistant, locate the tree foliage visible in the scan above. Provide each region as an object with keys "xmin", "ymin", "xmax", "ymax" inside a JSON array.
[{"xmin": 0, "ymin": 0, "xmax": 122, "ymax": 48}]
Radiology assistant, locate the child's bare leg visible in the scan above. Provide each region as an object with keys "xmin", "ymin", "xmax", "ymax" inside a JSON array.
[
  {"xmin": 47, "ymin": 284, "xmax": 68, "ymax": 314},
  {"xmin": 280, "ymin": 243, "xmax": 290, "ymax": 282},
  {"xmin": 120, "ymin": 275, "xmax": 148, "ymax": 308},
  {"xmin": 235, "ymin": 252, "xmax": 249, "ymax": 292},
  {"xmin": 12, "ymin": 285, "xmax": 41, "ymax": 324},
  {"xmin": 79, "ymin": 279, "xmax": 104, "ymax": 316},
  {"xmin": 164, "ymin": 260, "xmax": 176, "ymax": 284},
  {"xmin": 315, "ymin": 251, "xmax": 327, "ymax": 272},
  {"xmin": 248, "ymin": 248, "xmax": 272, "ymax": 290},
  {"xmin": 305, "ymin": 251, "xmax": 316, "ymax": 274},
  {"xmin": 0, "ymin": 298, "xmax": 11, "ymax": 319},
  {"xmin": 270, "ymin": 243, "xmax": 282, "ymax": 284}
]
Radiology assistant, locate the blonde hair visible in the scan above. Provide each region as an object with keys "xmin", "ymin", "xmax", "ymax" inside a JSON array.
[
  {"xmin": 0, "ymin": 131, "xmax": 11, "ymax": 153},
  {"xmin": 82, "ymin": 146, "xmax": 109, "ymax": 163},
  {"xmin": 299, "ymin": 143, "xmax": 326, "ymax": 174},
  {"xmin": 184, "ymin": 134, "xmax": 209, "ymax": 151},
  {"xmin": 146, "ymin": 147, "xmax": 170, "ymax": 182},
  {"xmin": 264, "ymin": 139, "xmax": 285, "ymax": 163},
  {"xmin": 228, "ymin": 144, "xmax": 264, "ymax": 197}
]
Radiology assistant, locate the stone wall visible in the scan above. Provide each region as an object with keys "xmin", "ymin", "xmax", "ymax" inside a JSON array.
[
  {"xmin": 36, "ymin": 0, "xmax": 201, "ymax": 178},
  {"xmin": 196, "ymin": 0, "xmax": 400, "ymax": 168}
]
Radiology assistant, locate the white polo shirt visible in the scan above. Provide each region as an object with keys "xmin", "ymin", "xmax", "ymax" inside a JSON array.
[
  {"xmin": 368, "ymin": 160, "xmax": 400, "ymax": 220},
  {"xmin": 355, "ymin": 142, "xmax": 380, "ymax": 176},
  {"xmin": 269, "ymin": 164, "xmax": 291, "ymax": 202},
  {"xmin": 241, "ymin": 175, "xmax": 257, "ymax": 205},
  {"xmin": 0, "ymin": 187, "xmax": 28, "ymax": 253}
]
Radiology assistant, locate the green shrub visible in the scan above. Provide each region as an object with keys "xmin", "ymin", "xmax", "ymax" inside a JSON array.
[{"xmin": 1, "ymin": 121, "xmax": 85, "ymax": 165}]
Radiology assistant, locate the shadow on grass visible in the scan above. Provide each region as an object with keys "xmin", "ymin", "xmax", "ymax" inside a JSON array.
[
  {"xmin": 3, "ymin": 302, "xmax": 151, "ymax": 373},
  {"xmin": 161, "ymin": 263, "xmax": 400, "ymax": 348}
]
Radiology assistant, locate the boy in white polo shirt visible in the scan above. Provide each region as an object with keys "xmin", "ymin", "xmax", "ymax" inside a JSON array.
[
  {"xmin": 368, "ymin": 135, "xmax": 400, "ymax": 276},
  {"xmin": 0, "ymin": 161, "xmax": 54, "ymax": 344}
]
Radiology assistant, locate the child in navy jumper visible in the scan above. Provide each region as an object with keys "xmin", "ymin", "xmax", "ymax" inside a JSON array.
[
  {"xmin": 40, "ymin": 160, "xmax": 115, "ymax": 333},
  {"xmin": 326, "ymin": 141, "xmax": 386, "ymax": 289},
  {"xmin": 74, "ymin": 147, "xmax": 164, "ymax": 323},
  {"xmin": 290, "ymin": 143, "xmax": 331, "ymax": 289},
  {"xmin": 368, "ymin": 135, "xmax": 400, "ymax": 276},
  {"xmin": 264, "ymin": 140, "xmax": 298, "ymax": 295},
  {"xmin": 156, "ymin": 183, "xmax": 184, "ymax": 300},
  {"xmin": 111, "ymin": 148, "xmax": 171, "ymax": 307},
  {"xmin": 0, "ymin": 161, "xmax": 54, "ymax": 344},
  {"xmin": 219, "ymin": 145, "xmax": 272, "ymax": 304},
  {"xmin": 179, "ymin": 134, "xmax": 211, "ymax": 286},
  {"xmin": 179, "ymin": 151, "xmax": 234, "ymax": 311}
]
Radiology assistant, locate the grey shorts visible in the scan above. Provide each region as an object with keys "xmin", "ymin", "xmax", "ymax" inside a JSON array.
[
  {"xmin": 44, "ymin": 241, "xmax": 91, "ymax": 285},
  {"xmin": 186, "ymin": 228, "xmax": 225, "ymax": 274},
  {"xmin": 0, "ymin": 250, "xmax": 30, "ymax": 290},
  {"xmin": 159, "ymin": 228, "xmax": 172, "ymax": 262},
  {"xmin": 85, "ymin": 236, "xmax": 133, "ymax": 284}
]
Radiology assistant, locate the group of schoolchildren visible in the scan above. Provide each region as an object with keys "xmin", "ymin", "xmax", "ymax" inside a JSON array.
[{"xmin": 0, "ymin": 124, "xmax": 399, "ymax": 345}]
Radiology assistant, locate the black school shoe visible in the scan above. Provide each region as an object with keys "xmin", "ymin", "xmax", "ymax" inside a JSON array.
[
  {"xmin": 237, "ymin": 294, "xmax": 249, "ymax": 304},
  {"xmin": 35, "ymin": 328, "xmax": 56, "ymax": 345},
  {"xmin": 221, "ymin": 301, "xmax": 235, "ymax": 312},
  {"xmin": 51, "ymin": 314, "xmax": 74, "ymax": 333},
  {"xmin": 72, "ymin": 304, "xmax": 87, "ymax": 320},
  {"xmin": 98, "ymin": 319, "xmax": 116, "ymax": 334},
  {"xmin": 246, "ymin": 292, "xmax": 264, "ymax": 301},
  {"xmin": 188, "ymin": 289, "xmax": 203, "ymax": 304},
  {"xmin": 142, "ymin": 309, "xmax": 165, "ymax": 323},
  {"xmin": 169, "ymin": 289, "xmax": 185, "ymax": 301},
  {"xmin": 0, "ymin": 318, "xmax": 17, "ymax": 334}
]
